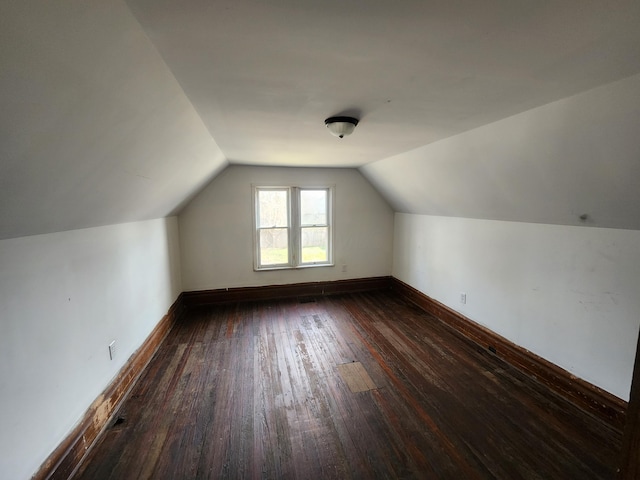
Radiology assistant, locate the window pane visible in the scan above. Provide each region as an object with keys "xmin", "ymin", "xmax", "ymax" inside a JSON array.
[
  {"xmin": 300, "ymin": 189, "xmax": 327, "ymax": 226},
  {"xmin": 259, "ymin": 228, "xmax": 288, "ymax": 265},
  {"xmin": 301, "ymin": 227, "xmax": 328, "ymax": 263},
  {"xmin": 258, "ymin": 190, "xmax": 288, "ymax": 228}
]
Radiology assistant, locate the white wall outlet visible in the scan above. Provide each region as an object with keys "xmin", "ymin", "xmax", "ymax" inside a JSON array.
[
  {"xmin": 108, "ymin": 340, "xmax": 116, "ymax": 360},
  {"xmin": 460, "ymin": 292, "xmax": 467, "ymax": 304},
  {"xmin": 341, "ymin": 264, "xmax": 347, "ymax": 273}
]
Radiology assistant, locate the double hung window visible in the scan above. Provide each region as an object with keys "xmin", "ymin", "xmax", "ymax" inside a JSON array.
[{"xmin": 253, "ymin": 186, "xmax": 333, "ymax": 270}]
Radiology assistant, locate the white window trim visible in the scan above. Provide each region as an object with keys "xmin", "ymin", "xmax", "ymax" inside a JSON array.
[{"xmin": 252, "ymin": 185, "xmax": 335, "ymax": 271}]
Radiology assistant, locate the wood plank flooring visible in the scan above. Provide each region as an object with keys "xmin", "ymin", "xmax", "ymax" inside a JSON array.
[{"xmin": 74, "ymin": 291, "xmax": 622, "ymax": 479}]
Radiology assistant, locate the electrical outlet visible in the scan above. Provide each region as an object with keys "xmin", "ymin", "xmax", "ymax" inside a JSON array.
[
  {"xmin": 341, "ymin": 264, "xmax": 347, "ymax": 273},
  {"xmin": 108, "ymin": 340, "xmax": 116, "ymax": 360},
  {"xmin": 460, "ymin": 292, "xmax": 467, "ymax": 304}
]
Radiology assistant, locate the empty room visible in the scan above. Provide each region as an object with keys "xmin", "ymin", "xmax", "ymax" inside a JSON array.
[{"xmin": 1, "ymin": 1, "xmax": 640, "ymax": 479}]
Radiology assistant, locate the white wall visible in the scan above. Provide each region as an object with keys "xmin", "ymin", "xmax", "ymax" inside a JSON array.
[
  {"xmin": 0, "ymin": 217, "xmax": 182, "ymax": 480},
  {"xmin": 393, "ymin": 213, "xmax": 640, "ymax": 400},
  {"xmin": 179, "ymin": 165, "xmax": 394, "ymax": 291}
]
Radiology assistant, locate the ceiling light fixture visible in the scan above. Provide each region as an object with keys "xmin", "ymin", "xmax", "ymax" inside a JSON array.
[{"xmin": 325, "ymin": 116, "xmax": 359, "ymax": 138}]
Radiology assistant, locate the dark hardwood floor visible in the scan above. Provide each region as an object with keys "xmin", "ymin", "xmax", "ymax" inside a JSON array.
[{"xmin": 74, "ymin": 291, "xmax": 622, "ymax": 479}]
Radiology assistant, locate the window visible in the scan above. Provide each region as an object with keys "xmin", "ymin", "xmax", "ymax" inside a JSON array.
[{"xmin": 253, "ymin": 186, "xmax": 333, "ymax": 270}]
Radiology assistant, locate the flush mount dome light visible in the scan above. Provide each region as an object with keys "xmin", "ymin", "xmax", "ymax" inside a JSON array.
[{"xmin": 325, "ymin": 116, "xmax": 359, "ymax": 138}]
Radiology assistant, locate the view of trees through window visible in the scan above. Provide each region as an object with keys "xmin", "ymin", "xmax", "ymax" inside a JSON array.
[
  {"xmin": 257, "ymin": 189, "xmax": 289, "ymax": 265},
  {"xmin": 256, "ymin": 187, "xmax": 330, "ymax": 267},
  {"xmin": 300, "ymin": 190, "xmax": 328, "ymax": 263}
]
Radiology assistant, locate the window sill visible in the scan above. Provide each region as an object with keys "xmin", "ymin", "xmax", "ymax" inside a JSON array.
[{"xmin": 254, "ymin": 263, "xmax": 334, "ymax": 272}]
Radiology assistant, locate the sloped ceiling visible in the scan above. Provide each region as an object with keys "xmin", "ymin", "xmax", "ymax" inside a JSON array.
[
  {"xmin": 0, "ymin": 1, "xmax": 227, "ymax": 240},
  {"xmin": 2, "ymin": 1, "xmax": 640, "ymax": 239},
  {"xmin": 362, "ymin": 73, "xmax": 640, "ymax": 230}
]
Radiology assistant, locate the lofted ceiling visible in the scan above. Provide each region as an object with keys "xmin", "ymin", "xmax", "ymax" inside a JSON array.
[{"xmin": 1, "ymin": 1, "xmax": 640, "ymax": 239}]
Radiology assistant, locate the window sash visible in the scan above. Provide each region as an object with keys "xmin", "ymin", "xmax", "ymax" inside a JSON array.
[
  {"xmin": 255, "ymin": 187, "xmax": 291, "ymax": 268},
  {"xmin": 258, "ymin": 227, "xmax": 290, "ymax": 267},
  {"xmin": 299, "ymin": 225, "xmax": 329, "ymax": 264}
]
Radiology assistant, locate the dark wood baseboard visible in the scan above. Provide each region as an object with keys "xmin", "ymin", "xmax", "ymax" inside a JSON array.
[
  {"xmin": 391, "ymin": 277, "xmax": 627, "ymax": 431},
  {"xmin": 33, "ymin": 294, "xmax": 185, "ymax": 480},
  {"xmin": 182, "ymin": 276, "xmax": 393, "ymax": 307}
]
